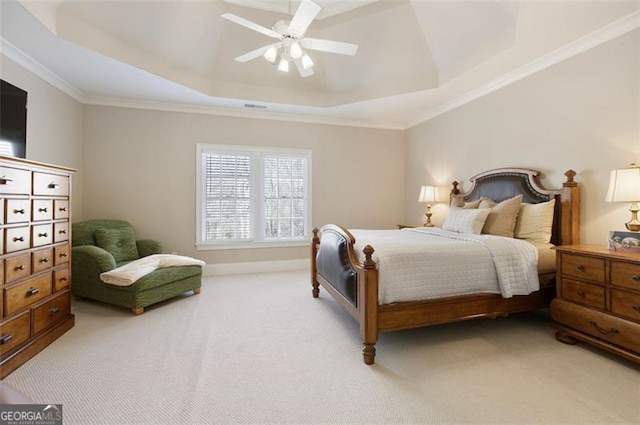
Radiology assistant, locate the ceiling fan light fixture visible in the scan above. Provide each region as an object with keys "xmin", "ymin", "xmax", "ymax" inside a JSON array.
[
  {"xmin": 278, "ymin": 58, "xmax": 290, "ymax": 72},
  {"xmin": 290, "ymin": 41, "xmax": 303, "ymax": 59},
  {"xmin": 301, "ymin": 54, "xmax": 314, "ymax": 70},
  {"xmin": 264, "ymin": 46, "xmax": 278, "ymax": 63}
]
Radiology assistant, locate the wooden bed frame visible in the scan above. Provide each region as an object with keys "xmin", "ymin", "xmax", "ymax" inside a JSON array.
[{"xmin": 310, "ymin": 168, "xmax": 580, "ymax": 364}]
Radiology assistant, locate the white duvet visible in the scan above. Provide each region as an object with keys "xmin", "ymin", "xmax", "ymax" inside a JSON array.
[
  {"xmin": 350, "ymin": 227, "xmax": 539, "ymax": 304},
  {"xmin": 100, "ymin": 254, "xmax": 206, "ymax": 286}
]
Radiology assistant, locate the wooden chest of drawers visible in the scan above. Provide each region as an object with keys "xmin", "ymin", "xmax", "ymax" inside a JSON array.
[
  {"xmin": 550, "ymin": 244, "xmax": 640, "ymax": 363},
  {"xmin": 0, "ymin": 156, "xmax": 75, "ymax": 378}
]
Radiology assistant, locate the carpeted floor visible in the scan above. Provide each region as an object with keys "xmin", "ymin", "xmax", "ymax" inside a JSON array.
[{"xmin": 3, "ymin": 270, "xmax": 640, "ymax": 424}]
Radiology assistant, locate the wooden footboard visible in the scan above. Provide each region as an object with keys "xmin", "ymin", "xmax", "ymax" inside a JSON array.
[{"xmin": 311, "ymin": 225, "xmax": 379, "ymax": 364}]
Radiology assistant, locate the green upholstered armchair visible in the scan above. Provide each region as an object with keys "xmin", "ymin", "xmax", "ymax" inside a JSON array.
[{"xmin": 71, "ymin": 219, "xmax": 202, "ymax": 314}]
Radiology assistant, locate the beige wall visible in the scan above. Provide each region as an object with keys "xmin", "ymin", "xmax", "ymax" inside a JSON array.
[
  {"xmin": 81, "ymin": 106, "xmax": 405, "ymax": 264},
  {"xmin": 405, "ymin": 29, "xmax": 640, "ymax": 245},
  {"xmin": 0, "ymin": 55, "xmax": 84, "ymax": 220}
]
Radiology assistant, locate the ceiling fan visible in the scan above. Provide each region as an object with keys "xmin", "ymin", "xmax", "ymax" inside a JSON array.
[{"xmin": 221, "ymin": 0, "xmax": 358, "ymax": 78}]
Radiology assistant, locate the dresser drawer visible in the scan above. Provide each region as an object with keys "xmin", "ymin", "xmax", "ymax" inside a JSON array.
[
  {"xmin": 33, "ymin": 172, "xmax": 69, "ymax": 197},
  {"xmin": 32, "ymin": 248, "xmax": 53, "ymax": 274},
  {"xmin": 5, "ymin": 226, "xmax": 30, "ymax": 253},
  {"xmin": 611, "ymin": 289, "xmax": 640, "ymax": 323},
  {"xmin": 54, "ymin": 244, "xmax": 70, "ymax": 266},
  {"xmin": 0, "ymin": 166, "xmax": 30, "ymax": 195},
  {"xmin": 53, "ymin": 267, "xmax": 70, "ymax": 292},
  {"xmin": 5, "ymin": 253, "xmax": 31, "ymax": 283},
  {"xmin": 610, "ymin": 260, "xmax": 640, "ymax": 291},
  {"xmin": 53, "ymin": 222, "xmax": 69, "ymax": 243},
  {"xmin": 31, "ymin": 291, "xmax": 70, "ymax": 335},
  {"xmin": 32, "ymin": 199, "xmax": 53, "ymax": 221},
  {"xmin": 561, "ymin": 278, "xmax": 605, "ymax": 310},
  {"xmin": 53, "ymin": 200, "xmax": 69, "ymax": 220},
  {"xmin": 0, "ymin": 199, "xmax": 4, "ymax": 225},
  {"xmin": 551, "ymin": 298, "xmax": 640, "ymax": 353},
  {"xmin": 5, "ymin": 199, "xmax": 30, "ymax": 224},
  {"xmin": 4, "ymin": 273, "xmax": 52, "ymax": 316},
  {"xmin": 0, "ymin": 312, "xmax": 30, "ymax": 356},
  {"xmin": 561, "ymin": 253, "xmax": 606, "ymax": 283},
  {"xmin": 31, "ymin": 223, "xmax": 53, "ymax": 248}
]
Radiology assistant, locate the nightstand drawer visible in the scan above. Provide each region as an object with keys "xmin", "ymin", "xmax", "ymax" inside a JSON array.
[
  {"xmin": 561, "ymin": 253, "xmax": 605, "ymax": 283},
  {"xmin": 4, "ymin": 273, "xmax": 52, "ymax": 316},
  {"xmin": 611, "ymin": 289, "xmax": 640, "ymax": 323},
  {"xmin": 551, "ymin": 299, "xmax": 640, "ymax": 353},
  {"xmin": 610, "ymin": 260, "xmax": 640, "ymax": 290},
  {"xmin": 561, "ymin": 278, "xmax": 605, "ymax": 310}
]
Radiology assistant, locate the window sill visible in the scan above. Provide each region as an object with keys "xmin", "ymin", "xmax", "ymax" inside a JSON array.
[{"xmin": 196, "ymin": 240, "xmax": 310, "ymax": 251}]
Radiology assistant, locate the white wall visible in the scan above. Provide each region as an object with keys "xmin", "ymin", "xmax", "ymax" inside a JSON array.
[
  {"xmin": 0, "ymin": 55, "xmax": 84, "ymax": 220},
  {"xmin": 81, "ymin": 106, "xmax": 405, "ymax": 264},
  {"xmin": 405, "ymin": 29, "xmax": 640, "ymax": 245}
]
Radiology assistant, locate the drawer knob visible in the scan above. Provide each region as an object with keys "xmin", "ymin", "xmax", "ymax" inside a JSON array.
[
  {"xmin": 13, "ymin": 209, "xmax": 25, "ymax": 214},
  {"xmin": 13, "ymin": 236, "xmax": 24, "ymax": 242},
  {"xmin": 589, "ymin": 321, "xmax": 618, "ymax": 336},
  {"xmin": 59, "ymin": 207, "xmax": 67, "ymax": 212},
  {"xmin": 0, "ymin": 334, "xmax": 13, "ymax": 345},
  {"xmin": 60, "ymin": 253, "xmax": 68, "ymax": 258},
  {"xmin": 632, "ymin": 305, "xmax": 640, "ymax": 312},
  {"xmin": 40, "ymin": 258, "xmax": 49, "ymax": 263},
  {"xmin": 576, "ymin": 289, "xmax": 585, "ymax": 297},
  {"xmin": 49, "ymin": 307, "xmax": 60, "ymax": 315},
  {"xmin": 0, "ymin": 176, "xmax": 14, "ymax": 185},
  {"xmin": 59, "ymin": 277, "xmax": 68, "ymax": 282},
  {"xmin": 632, "ymin": 275, "xmax": 640, "ymax": 282},
  {"xmin": 48, "ymin": 182, "xmax": 60, "ymax": 188},
  {"xmin": 26, "ymin": 287, "xmax": 39, "ymax": 296},
  {"xmin": 576, "ymin": 264, "xmax": 585, "ymax": 271},
  {"xmin": 15, "ymin": 264, "xmax": 25, "ymax": 271},
  {"xmin": 38, "ymin": 232, "xmax": 48, "ymax": 238},
  {"xmin": 59, "ymin": 229, "xmax": 67, "ymax": 234},
  {"xmin": 38, "ymin": 207, "xmax": 48, "ymax": 212}
]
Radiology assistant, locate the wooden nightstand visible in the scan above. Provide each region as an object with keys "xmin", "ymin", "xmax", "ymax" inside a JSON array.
[
  {"xmin": 550, "ymin": 244, "xmax": 640, "ymax": 363},
  {"xmin": 396, "ymin": 224, "xmax": 422, "ymax": 229}
]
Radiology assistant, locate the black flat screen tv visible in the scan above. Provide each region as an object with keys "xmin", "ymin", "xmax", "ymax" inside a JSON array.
[{"xmin": 0, "ymin": 79, "xmax": 28, "ymax": 159}]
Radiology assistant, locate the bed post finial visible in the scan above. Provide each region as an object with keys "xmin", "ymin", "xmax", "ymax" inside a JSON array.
[
  {"xmin": 362, "ymin": 245, "xmax": 376, "ymax": 270},
  {"xmin": 563, "ymin": 169, "xmax": 577, "ymax": 187},
  {"xmin": 451, "ymin": 181, "xmax": 460, "ymax": 196}
]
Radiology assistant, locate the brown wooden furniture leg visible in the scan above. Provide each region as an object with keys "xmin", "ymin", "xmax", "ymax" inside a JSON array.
[
  {"xmin": 555, "ymin": 331, "xmax": 578, "ymax": 345},
  {"xmin": 132, "ymin": 307, "xmax": 144, "ymax": 315},
  {"xmin": 194, "ymin": 287, "xmax": 201, "ymax": 295}
]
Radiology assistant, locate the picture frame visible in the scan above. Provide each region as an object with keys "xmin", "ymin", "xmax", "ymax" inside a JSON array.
[{"xmin": 608, "ymin": 230, "xmax": 640, "ymax": 253}]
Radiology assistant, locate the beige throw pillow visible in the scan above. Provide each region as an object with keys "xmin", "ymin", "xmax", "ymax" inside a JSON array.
[
  {"xmin": 442, "ymin": 208, "xmax": 492, "ymax": 234},
  {"xmin": 514, "ymin": 199, "xmax": 556, "ymax": 243},
  {"xmin": 451, "ymin": 194, "xmax": 484, "ymax": 209},
  {"xmin": 480, "ymin": 195, "xmax": 523, "ymax": 237}
]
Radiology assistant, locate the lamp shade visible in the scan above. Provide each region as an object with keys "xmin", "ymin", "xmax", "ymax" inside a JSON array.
[
  {"xmin": 606, "ymin": 165, "xmax": 640, "ymax": 202},
  {"xmin": 418, "ymin": 185, "xmax": 437, "ymax": 203}
]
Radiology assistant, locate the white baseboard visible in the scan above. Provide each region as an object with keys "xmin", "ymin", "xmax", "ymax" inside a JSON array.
[{"xmin": 203, "ymin": 259, "xmax": 308, "ymax": 276}]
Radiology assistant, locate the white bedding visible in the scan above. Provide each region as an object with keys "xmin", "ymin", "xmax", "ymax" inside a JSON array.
[
  {"xmin": 100, "ymin": 254, "xmax": 205, "ymax": 286},
  {"xmin": 351, "ymin": 227, "xmax": 540, "ymax": 304}
]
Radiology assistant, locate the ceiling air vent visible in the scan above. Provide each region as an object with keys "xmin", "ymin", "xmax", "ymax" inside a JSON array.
[{"xmin": 244, "ymin": 103, "xmax": 267, "ymax": 109}]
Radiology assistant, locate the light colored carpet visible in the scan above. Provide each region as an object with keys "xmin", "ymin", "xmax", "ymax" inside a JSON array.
[{"xmin": 3, "ymin": 270, "xmax": 639, "ymax": 425}]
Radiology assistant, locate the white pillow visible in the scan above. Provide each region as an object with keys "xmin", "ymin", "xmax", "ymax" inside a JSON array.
[
  {"xmin": 442, "ymin": 208, "xmax": 492, "ymax": 234},
  {"xmin": 514, "ymin": 199, "xmax": 556, "ymax": 243}
]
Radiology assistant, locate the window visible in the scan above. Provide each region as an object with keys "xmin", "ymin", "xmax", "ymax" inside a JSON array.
[{"xmin": 196, "ymin": 144, "xmax": 311, "ymax": 249}]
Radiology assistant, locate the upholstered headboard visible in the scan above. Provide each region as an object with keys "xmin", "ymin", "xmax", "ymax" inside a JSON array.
[{"xmin": 450, "ymin": 168, "xmax": 579, "ymax": 246}]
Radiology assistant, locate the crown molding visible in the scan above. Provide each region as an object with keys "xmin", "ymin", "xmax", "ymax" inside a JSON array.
[
  {"xmin": 0, "ymin": 36, "xmax": 85, "ymax": 102},
  {"xmin": 407, "ymin": 10, "xmax": 640, "ymax": 129},
  {"xmin": 81, "ymin": 95, "xmax": 403, "ymax": 130}
]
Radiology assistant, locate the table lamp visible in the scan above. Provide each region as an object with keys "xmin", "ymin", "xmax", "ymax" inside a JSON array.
[
  {"xmin": 418, "ymin": 185, "xmax": 437, "ymax": 227},
  {"xmin": 606, "ymin": 163, "xmax": 640, "ymax": 231}
]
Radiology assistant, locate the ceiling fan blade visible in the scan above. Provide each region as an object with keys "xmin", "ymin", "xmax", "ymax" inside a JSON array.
[
  {"xmin": 294, "ymin": 58, "xmax": 314, "ymax": 78},
  {"xmin": 300, "ymin": 38, "xmax": 358, "ymax": 56},
  {"xmin": 288, "ymin": 0, "xmax": 321, "ymax": 38},
  {"xmin": 221, "ymin": 13, "xmax": 282, "ymax": 39},
  {"xmin": 235, "ymin": 43, "xmax": 279, "ymax": 63}
]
